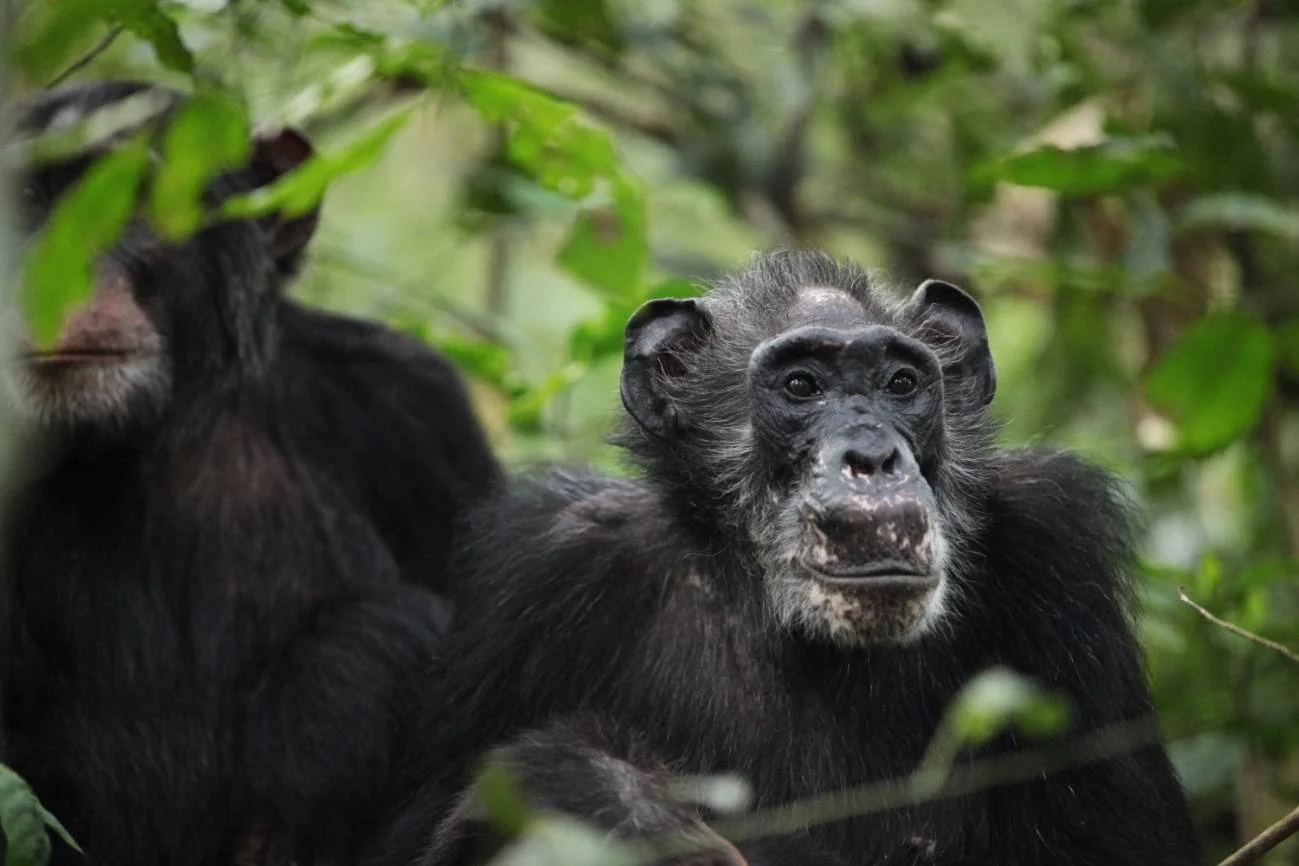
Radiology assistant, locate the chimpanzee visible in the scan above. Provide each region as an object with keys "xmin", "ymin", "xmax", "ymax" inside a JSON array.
[
  {"xmin": 0, "ymin": 80, "xmax": 497, "ymax": 866},
  {"xmin": 366, "ymin": 251, "xmax": 1203, "ymax": 866}
]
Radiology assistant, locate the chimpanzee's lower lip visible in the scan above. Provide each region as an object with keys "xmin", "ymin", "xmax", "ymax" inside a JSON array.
[
  {"xmin": 24, "ymin": 350, "xmax": 144, "ymax": 365},
  {"xmin": 800, "ymin": 560, "xmax": 938, "ymax": 588}
]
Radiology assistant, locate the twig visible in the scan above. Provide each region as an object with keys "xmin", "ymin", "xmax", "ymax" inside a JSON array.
[
  {"xmin": 1177, "ymin": 587, "xmax": 1299, "ymax": 666},
  {"xmin": 1218, "ymin": 804, "xmax": 1299, "ymax": 866},
  {"xmin": 716, "ymin": 716, "xmax": 1164, "ymax": 844},
  {"xmin": 47, "ymin": 25, "xmax": 125, "ymax": 87}
]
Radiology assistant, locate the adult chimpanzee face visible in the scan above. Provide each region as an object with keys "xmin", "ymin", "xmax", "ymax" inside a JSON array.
[
  {"xmin": 6, "ymin": 83, "xmax": 317, "ymax": 440},
  {"xmin": 621, "ymin": 261, "xmax": 996, "ymax": 649}
]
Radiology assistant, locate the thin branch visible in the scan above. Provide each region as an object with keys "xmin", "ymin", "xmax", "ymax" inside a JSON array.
[
  {"xmin": 1218, "ymin": 804, "xmax": 1299, "ymax": 866},
  {"xmin": 47, "ymin": 25, "xmax": 125, "ymax": 88},
  {"xmin": 1178, "ymin": 587, "xmax": 1299, "ymax": 666},
  {"xmin": 716, "ymin": 716, "xmax": 1164, "ymax": 845}
]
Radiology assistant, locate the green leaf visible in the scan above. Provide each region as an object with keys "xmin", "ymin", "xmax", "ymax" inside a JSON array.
[
  {"xmin": 149, "ymin": 91, "xmax": 251, "ymax": 241},
  {"xmin": 222, "ymin": 108, "xmax": 415, "ymax": 221},
  {"xmin": 557, "ymin": 177, "xmax": 647, "ymax": 300},
  {"xmin": 459, "ymin": 70, "xmax": 620, "ymax": 201},
  {"xmin": 435, "ymin": 334, "xmax": 515, "ymax": 390},
  {"xmin": 534, "ymin": 0, "xmax": 624, "ymax": 53},
  {"xmin": 1278, "ymin": 319, "xmax": 1299, "ymax": 379},
  {"xmin": 1177, "ymin": 194, "xmax": 1299, "ymax": 242},
  {"xmin": 13, "ymin": 4, "xmax": 107, "ymax": 82},
  {"xmin": 14, "ymin": 1, "xmax": 194, "ymax": 80},
  {"xmin": 475, "ymin": 761, "xmax": 531, "ymax": 836},
  {"xmin": 980, "ymin": 136, "xmax": 1187, "ymax": 196},
  {"xmin": 21, "ymin": 139, "xmax": 152, "ymax": 349},
  {"xmin": 945, "ymin": 668, "xmax": 1071, "ymax": 746},
  {"xmin": 1145, "ymin": 312, "xmax": 1278, "ymax": 455},
  {"xmin": 0, "ymin": 765, "xmax": 78, "ymax": 866},
  {"xmin": 1, "ymin": 765, "xmax": 50, "ymax": 866},
  {"xmin": 500, "ymin": 814, "xmax": 637, "ymax": 866},
  {"xmin": 646, "ymin": 278, "xmax": 702, "ymax": 301},
  {"xmin": 37, "ymin": 806, "xmax": 81, "ymax": 854},
  {"xmin": 568, "ymin": 303, "xmax": 636, "ymax": 363},
  {"xmin": 507, "ymin": 364, "xmax": 589, "ymax": 433},
  {"xmin": 121, "ymin": 7, "xmax": 194, "ymax": 74}
]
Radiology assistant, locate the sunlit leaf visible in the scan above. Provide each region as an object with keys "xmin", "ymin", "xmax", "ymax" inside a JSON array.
[
  {"xmin": 121, "ymin": 6, "xmax": 194, "ymax": 73},
  {"xmin": 435, "ymin": 334, "xmax": 515, "ymax": 389},
  {"xmin": 221, "ymin": 108, "xmax": 415, "ymax": 221},
  {"xmin": 149, "ymin": 91, "xmax": 251, "ymax": 241},
  {"xmin": 944, "ymin": 667, "xmax": 1071, "ymax": 746},
  {"xmin": 507, "ymin": 364, "xmax": 589, "ymax": 433},
  {"xmin": 979, "ymin": 136, "xmax": 1187, "ymax": 196},
  {"xmin": 674, "ymin": 775, "xmax": 753, "ymax": 815},
  {"xmin": 1145, "ymin": 312, "xmax": 1277, "ymax": 455},
  {"xmin": 1192, "ymin": 553, "xmax": 1224, "ymax": 598},
  {"xmin": 534, "ymin": 0, "xmax": 624, "ymax": 53},
  {"xmin": 21, "ymin": 140, "xmax": 151, "ymax": 349},
  {"xmin": 568, "ymin": 303, "xmax": 636, "ymax": 363},
  {"xmin": 493, "ymin": 814, "xmax": 637, "ymax": 866},
  {"xmin": 476, "ymin": 761, "xmax": 530, "ymax": 836},
  {"xmin": 646, "ymin": 278, "xmax": 702, "ymax": 301},
  {"xmin": 15, "ymin": 0, "xmax": 194, "ymax": 80},
  {"xmin": 12, "ymin": 3, "xmax": 107, "ymax": 82},
  {"xmin": 459, "ymin": 70, "xmax": 620, "ymax": 201},
  {"xmin": 557, "ymin": 177, "xmax": 647, "ymax": 300},
  {"xmin": 1177, "ymin": 194, "xmax": 1299, "ymax": 241}
]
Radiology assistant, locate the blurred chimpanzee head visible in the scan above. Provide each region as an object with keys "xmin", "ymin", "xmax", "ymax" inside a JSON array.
[{"xmin": 6, "ymin": 80, "xmax": 319, "ymax": 440}]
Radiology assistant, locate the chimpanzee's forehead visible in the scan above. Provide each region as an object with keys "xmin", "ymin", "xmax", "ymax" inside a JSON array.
[{"xmin": 786, "ymin": 286, "xmax": 872, "ymax": 329}]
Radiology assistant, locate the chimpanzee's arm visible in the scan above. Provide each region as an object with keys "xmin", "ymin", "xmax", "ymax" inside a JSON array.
[{"xmin": 238, "ymin": 587, "xmax": 444, "ymax": 861}]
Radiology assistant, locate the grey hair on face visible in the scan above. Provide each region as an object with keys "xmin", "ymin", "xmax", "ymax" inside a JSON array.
[{"xmin": 3, "ymin": 353, "xmax": 172, "ymax": 437}]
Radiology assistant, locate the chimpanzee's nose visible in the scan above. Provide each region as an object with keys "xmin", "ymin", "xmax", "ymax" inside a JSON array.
[{"xmin": 828, "ymin": 431, "xmax": 919, "ymax": 487}]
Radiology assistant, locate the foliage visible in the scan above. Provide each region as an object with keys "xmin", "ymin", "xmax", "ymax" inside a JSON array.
[
  {"xmin": 0, "ymin": 765, "xmax": 80, "ymax": 866},
  {"xmin": 5, "ymin": 0, "xmax": 1299, "ymax": 862}
]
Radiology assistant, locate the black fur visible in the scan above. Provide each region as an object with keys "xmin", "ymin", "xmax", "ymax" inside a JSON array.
[
  {"xmin": 0, "ymin": 81, "xmax": 498, "ymax": 866},
  {"xmin": 369, "ymin": 251, "xmax": 1200, "ymax": 866}
]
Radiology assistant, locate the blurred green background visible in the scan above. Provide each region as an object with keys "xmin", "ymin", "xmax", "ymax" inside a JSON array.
[{"xmin": 5, "ymin": 0, "xmax": 1299, "ymax": 862}]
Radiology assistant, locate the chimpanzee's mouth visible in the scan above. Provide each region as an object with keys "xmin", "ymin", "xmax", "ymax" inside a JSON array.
[
  {"xmin": 799, "ymin": 559, "xmax": 938, "ymax": 588},
  {"xmin": 24, "ymin": 348, "xmax": 145, "ymax": 366}
]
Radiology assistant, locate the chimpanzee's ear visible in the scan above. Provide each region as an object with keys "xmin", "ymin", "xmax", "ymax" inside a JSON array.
[
  {"xmin": 250, "ymin": 127, "xmax": 319, "ymax": 269},
  {"xmin": 620, "ymin": 298, "xmax": 712, "ymax": 438},
  {"xmin": 907, "ymin": 279, "xmax": 996, "ymax": 407}
]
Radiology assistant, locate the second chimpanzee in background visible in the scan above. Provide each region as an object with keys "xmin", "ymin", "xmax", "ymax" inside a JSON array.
[
  {"xmin": 0, "ymin": 81, "xmax": 498, "ymax": 866},
  {"xmin": 369, "ymin": 251, "xmax": 1202, "ymax": 866}
]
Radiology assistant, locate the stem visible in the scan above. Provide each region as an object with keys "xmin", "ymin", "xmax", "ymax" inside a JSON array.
[
  {"xmin": 1219, "ymin": 805, "xmax": 1299, "ymax": 866},
  {"xmin": 1177, "ymin": 587, "xmax": 1299, "ymax": 667},
  {"xmin": 47, "ymin": 25, "xmax": 124, "ymax": 87}
]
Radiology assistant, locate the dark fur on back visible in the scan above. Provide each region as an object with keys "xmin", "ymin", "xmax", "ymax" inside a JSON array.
[{"xmin": 369, "ymin": 252, "xmax": 1199, "ymax": 866}]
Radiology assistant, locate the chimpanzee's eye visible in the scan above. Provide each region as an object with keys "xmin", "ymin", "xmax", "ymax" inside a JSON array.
[
  {"xmin": 783, "ymin": 372, "xmax": 821, "ymax": 400},
  {"xmin": 885, "ymin": 370, "xmax": 918, "ymax": 397}
]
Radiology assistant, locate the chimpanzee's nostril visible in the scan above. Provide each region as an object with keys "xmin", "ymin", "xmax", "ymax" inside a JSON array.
[{"xmin": 841, "ymin": 444, "xmax": 904, "ymax": 480}]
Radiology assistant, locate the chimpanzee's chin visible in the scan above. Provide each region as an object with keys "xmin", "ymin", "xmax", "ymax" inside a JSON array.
[
  {"xmin": 768, "ymin": 564, "xmax": 949, "ymax": 648},
  {"xmin": 14, "ymin": 356, "xmax": 172, "ymax": 435}
]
